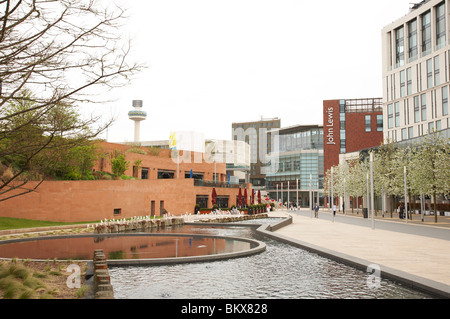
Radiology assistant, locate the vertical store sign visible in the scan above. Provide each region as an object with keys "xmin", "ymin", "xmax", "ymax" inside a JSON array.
[{"xmin": 325, "ymin": 106, "xmax": 336, "ymax": 145}]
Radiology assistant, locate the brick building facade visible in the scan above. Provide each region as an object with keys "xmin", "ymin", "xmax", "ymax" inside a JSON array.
[
  {"xmin": 323, "ymin": 99, "xmax": 384, "ymax": 173},
  {"xmin": 0, "ymin": 142, "xmax": 253, "ymax": 222}
]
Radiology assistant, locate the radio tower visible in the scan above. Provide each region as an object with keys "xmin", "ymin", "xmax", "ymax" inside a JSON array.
[{"xmin": 128, "ymin": 100, "xmax": 147, "ymax": 142}]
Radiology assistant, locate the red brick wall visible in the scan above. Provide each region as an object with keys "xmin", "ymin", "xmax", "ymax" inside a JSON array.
[
  {"xmin": 0, "ymin": 180, "xmax": 253, "ymax": 222},
  {"xmin": 345, "ymin": 112, "xmax": 383, "ymax": 153}
]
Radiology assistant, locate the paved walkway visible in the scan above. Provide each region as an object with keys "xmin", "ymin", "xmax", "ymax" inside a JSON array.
[{"xmin": 268, "ymin": 209, "xmax": 450, "ymax": 298}]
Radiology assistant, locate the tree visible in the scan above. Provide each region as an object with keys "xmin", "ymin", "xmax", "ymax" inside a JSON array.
[
  {"xmin": 111, "ymin": 151, "xmax": 129, "ymax": 177},
  {"xmin": 0, "ymin": 0, "xmax": 143, "ymax": 201},
  {"xmin": 408, "ymin": 132, "xmax": 450, "ymax": 222},
  {"xmin": 346, "ymin": 157, "xmax": 368, "ymax": 213}
]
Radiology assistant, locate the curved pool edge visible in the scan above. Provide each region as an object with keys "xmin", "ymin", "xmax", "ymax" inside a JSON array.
[
  {"xmin": 254, "ymin": 215, "xmax": 450, "ymax": 299},
  {"xmin": 0, "ymin": 232, "xmax": 267, "ymax": 266},
  {"xmin": 107, "ymin": 237, "xmax": 266, "ymax": 267}
]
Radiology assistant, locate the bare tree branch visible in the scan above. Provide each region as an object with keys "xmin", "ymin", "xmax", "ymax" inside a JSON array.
[{"xmin": 0, "ymin": 0, "xmax": 144, "ymax": 201}]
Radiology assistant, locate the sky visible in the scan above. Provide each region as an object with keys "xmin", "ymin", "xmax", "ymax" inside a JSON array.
[{"xmin": 99, "ymin": 0, "xmax": 415, "ymax": 144}]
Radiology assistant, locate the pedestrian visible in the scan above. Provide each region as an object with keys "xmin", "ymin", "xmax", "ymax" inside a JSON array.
[
  {"xmin": 399, "ymin": 205, "xmax": 404, "ymax": 219},
  {"xmin": 314, "ymin": 204, "xmax": 319, "ymax": 218},
  {"xmin": 333, "ymin": 204, "xmax": 336, "ymax": 216}
]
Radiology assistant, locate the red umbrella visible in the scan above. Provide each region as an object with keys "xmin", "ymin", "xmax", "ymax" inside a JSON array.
[
  {"xmin": 238, "ymin": 188, "xmax": 242, "ymax": 207},
  {"xmin": 252, "ymin": 189, "xmax": 255, "ymax": 205},
  {"xmin": 243, "ymin": 188, "xmax": 248, "ymax": 207},
  {"xmin": 212, "ymin": 188, "xmax": 217, "ymax": 206},
  {"xmin": 257, "ymin": 189, "xmax": 262, "ymax": 204}
]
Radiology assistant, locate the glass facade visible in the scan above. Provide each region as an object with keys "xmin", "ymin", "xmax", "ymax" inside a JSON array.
[
  {"xmin": 266, "ymin": 126, "xmax": 324, "ymax": 207},
  {"xmin": 276, "ymin": 128, "xmax": 323, "ymax": 153}
]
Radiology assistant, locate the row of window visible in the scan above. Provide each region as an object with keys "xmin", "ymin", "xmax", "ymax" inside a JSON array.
[
  {"xmin": 387, "ymin": 85, "xmax": 449, "ymax": 129},
  {"xmin": 266, "ymin": 175, "xmax": 325, "ymax": 190},
  {"xmin": 394, "ymin": 1, "xmax": 446, "ymax": 68},
  {"xmin": 364, "ymin": 115, "xmax": 384, "ymax": 132},
  {"xmin": 388, "ymin": 118, "xmax": 448, "ymax": 142},
  {"xmin": 390, "ymin": 52, "xmax": 445, "ymax": 102}
]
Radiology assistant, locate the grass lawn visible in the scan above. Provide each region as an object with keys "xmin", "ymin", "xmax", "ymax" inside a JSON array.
[{"xmin": 0, "ymin": 217, "xmax": 96, "ymax": 231}]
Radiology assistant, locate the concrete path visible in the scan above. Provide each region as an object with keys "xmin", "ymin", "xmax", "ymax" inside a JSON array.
[{"xmin": 268, "ymin": 209, "xmax": 450, "ymax": 298}]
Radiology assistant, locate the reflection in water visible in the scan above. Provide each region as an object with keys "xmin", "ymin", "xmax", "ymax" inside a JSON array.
[
  {"xmin": 0, "ymin": 233, "xmax": 252, "ymax": 260},
  {"xmin": 109, "ymin": 223, "xmax": 434, "ymax": 299}
]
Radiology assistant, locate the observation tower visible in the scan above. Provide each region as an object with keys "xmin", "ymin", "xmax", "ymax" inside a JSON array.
[{"xmin": 128, "ymin": 100, "xmax": 147, "ymax": 142}]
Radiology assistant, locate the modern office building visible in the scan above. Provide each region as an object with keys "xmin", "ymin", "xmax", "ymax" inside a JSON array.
[
  {"xmin": 265, "ymin": 124, "xmax": 324, "ymax": 207},
  {"xmin": 232, "ymin": 118, "xmax": 281, "ymax": 188},
  {"xmin": 382, "ymin": 0, "xmax": 450, "ymax": 144},
  {"xmin": 323, "ymin": 98, "xmax": 384, "ymax": 174}
]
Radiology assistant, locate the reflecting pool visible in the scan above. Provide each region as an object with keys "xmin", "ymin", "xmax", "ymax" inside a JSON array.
[{"xmin": 0, "ymin": 233, "xmax": 257, "ymax": 261}]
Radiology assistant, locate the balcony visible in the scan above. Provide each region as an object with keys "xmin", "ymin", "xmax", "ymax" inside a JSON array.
[{"xmin": 193, "ymin": 179, "xmax": 242, "ymax": 188}]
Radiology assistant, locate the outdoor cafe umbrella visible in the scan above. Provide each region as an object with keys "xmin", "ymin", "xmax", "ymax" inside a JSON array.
[
  {"xmin": 212, "ymin": 188, "xmax": 217, "ymax": 206},
  {"xmin": 238, "ymin": 187, "xmax": 242, "ymax": 207},
  {"xmin": 190, "ymin": 169, "xmax": 193, "ymax": 178},
  {"xmin": 252, "ymin": 189, "xmax": 255, "ymax": 205},
  {"xmin": 243, "ymin": 188, "xmax": 248, "ymax": 207},
  {"xmin": 258, "ymin": 189, "xmax": 262, "ymax": 204}
]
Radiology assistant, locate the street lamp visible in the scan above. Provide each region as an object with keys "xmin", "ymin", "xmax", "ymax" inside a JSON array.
[
  {"xmin": 331, "ymin": 166, "xmax": 334, "ymax": 223},
  {"xmin": 404, "ymin": 166, "xmax": 408, "ymax": 224},
  {"xmin": 310, "ymin": 174, "xmax": 312, "ymax": 218},
  {"xmin": 370, "ymin": 152, "xmax": 375, "ymax": 230},
  {"xmin": 343, "ymin": 177, "xmax": 346, "ymax": 215}
]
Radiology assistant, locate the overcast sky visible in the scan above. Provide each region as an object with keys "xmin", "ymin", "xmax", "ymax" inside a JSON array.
[{"xmin": 101, "ymin": 0, "xmax": 414, "ymax": 143}]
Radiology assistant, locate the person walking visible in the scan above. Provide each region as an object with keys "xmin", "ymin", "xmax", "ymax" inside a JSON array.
[
  {"xmin": 314, "ymin": 204, "xmax": 319, "ymax": 218},
  {"xmin": 333, "ymin": 204, "xmax": 337, "ymax": 216}
]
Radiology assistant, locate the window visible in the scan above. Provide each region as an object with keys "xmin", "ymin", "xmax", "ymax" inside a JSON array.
[
  {"xmin": 422, "ymin": 11, "xmax": 431, "ymax": 56},
  {"xmin": 408, "ymin": 19, "xmax": 418, "ymax": 61},
  {"xmin": 436, "ymin": 2, "xmax": 446, "ymax": 50},
  {"xmin": 421, "ymin": 93, "xmax": 427, "ymax": 121},
  {"xmin": 158, "ymin": 170, "xmax": 175, "ymax": 179},
  {"xmin": 414, "ymin": 96, "xmax": 420, "ymax": 123},
  {"xmin": 401, "ymin": 128, "xmax": 407, "ymax": 140},
  {"xmin": 407, "ymin": 67, "xmax": 412, "ymax": 95},
  {"xmin": 408, "ymin": 127, "xmax": 414, "ymax": 139},
  {"xmin": 434, "ymin": 56, "xmax": 440, "ymax": 86},
  {"xmin": 400, "ymin": 70, "xmax": 406, "ymax": 97},
  {"xmin": 365, "ymin": 115, "xmax": 371, "ymax": 132},
  {"xmin": 436, "ymin": 120, "xmax": 442, "ymax": 131},
  {"xmin": 160, "ymin": 201, "xmax": 164, "ymax": 216},
  {"xmin": 114, "ymin": 208, "xmax": 121, "ymax": 215},
  {"xmin": 388, "ymin": 104, "xmax": 394, "ymax": 128},
  {"xmin": 377, "ymin": 115, "xmax": 383, "ymax": 131},
  {"xmin": 396, "ymin": 26, "xmax": 405, "ymax": 67},
  {"xmin": 141, "ymin": 167, "xmax": 149, "ymax": 179},
  {"xmin": 427, "ymin": 59, "xmax": 433, "ymax": 88},
  {"xmin": 395, "ymin": 102, "xmax": 400, "ymax": 127},
  {"xmin": 443, "ymin": 86, "xmax": 449, "ymax": 116},
  {"xmin": 151, "ymin": 201, "xmax": 155, "ymax": 216},
  {"xmin": 196, "ymin": 195, "xmax": 208, "ymax": 209},
  {"xmin": 428, "ymin": 122, "xmax": 435, "ymax": 133}
]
